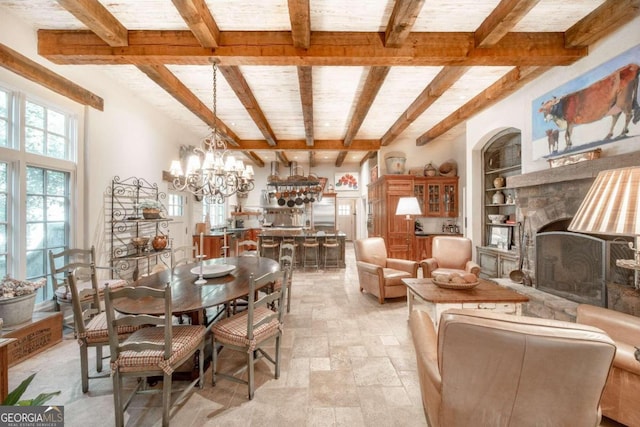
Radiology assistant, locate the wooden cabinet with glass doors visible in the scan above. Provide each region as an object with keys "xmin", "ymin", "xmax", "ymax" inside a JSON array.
[{"xmin": 413, "ymin": 177, "xmax": 459, "ymax": 218}]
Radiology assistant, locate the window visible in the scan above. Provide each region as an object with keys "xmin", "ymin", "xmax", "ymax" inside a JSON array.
[
  {"xmin": 206, "ymin": 201, "xmax": 227, "ymax": 228},
  {"xmin": 166, "ymin": 194, "xmax": 185, "ymax": 217},
  {"xmin": 0, "ymin": 89, "xmax": 9, "ymax": 148},
  {"xmin": 25, "ymin": 100, "xmax": 71, "ymax": 160},
  {"xmin": 0, "ymin": 86, "xmax": 78, "ymax": 304},
  {"xmin": 26, "ymin": 167, "xmax": 69, "ymax": 300},
  {"xmin": 0, "ymin": 162, "xmax": 7, "ymax": 277}
]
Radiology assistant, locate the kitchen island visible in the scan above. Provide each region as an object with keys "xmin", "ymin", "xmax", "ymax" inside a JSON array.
[{"xmin": 259, "ymin": 228, "xmax": 346, "ymax": 268}]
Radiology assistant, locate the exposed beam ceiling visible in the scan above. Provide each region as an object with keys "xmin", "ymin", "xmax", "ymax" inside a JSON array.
[
  {"xmin": 0, "ymin": 0, "xmax": 635, "ymax": 169},
  {"xmin": 0, "ymin": 42, "xmax": 103, "ymax": 110}
]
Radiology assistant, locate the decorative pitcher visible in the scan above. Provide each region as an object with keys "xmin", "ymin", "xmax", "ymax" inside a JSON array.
[{"xmin": 152, "ymin": 235, "xmax": 168, "ymax": 251}]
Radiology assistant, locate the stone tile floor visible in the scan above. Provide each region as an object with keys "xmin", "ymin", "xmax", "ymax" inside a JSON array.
[
  {"xmin": 9, "ymin": 244, "xmax": 427, "ymax": 427},
  {"xmin": 8, "ymin": 243, "xmax": 625, "ymax": 426}
]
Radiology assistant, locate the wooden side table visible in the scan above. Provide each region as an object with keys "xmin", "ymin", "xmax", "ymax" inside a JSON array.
[
  {"xmin": 0, "ymin": 338, "xmax": 16, "ymax": 401},
  {"xmin": 402, "ymin": 278, "xmax": 529, "ymax": 325}
]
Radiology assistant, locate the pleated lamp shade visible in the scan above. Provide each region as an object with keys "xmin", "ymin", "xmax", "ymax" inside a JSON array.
[{"xmin": 568, "ymin": 167, "xmax": 640, "ymax": 236}]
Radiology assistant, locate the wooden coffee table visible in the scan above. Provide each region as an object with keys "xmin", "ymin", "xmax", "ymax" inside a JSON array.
[{"xmin": 402, "ymin": 278, "xmax": 529, "ymax": 325}]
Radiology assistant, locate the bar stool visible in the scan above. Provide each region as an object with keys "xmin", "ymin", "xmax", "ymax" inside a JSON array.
[
  {"xmin": 322, "ymin": 230, "xmax": 340, "ymax": 269},
  {"xmin": 302, "ymin": 234, "xmax": 320, "ymax": 270},
  {"xmin": 260, "ymin": 236, "xmax": 279, "ymax": 261}
]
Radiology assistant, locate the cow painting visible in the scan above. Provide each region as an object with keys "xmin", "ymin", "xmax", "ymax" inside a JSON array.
[
  {"xmin": 539, "ymin": 63, "xmax": 640, "ymax": 150},
  {"xmin": 545, "ymin": 129, "xmax": 559, "ymax": 154}
]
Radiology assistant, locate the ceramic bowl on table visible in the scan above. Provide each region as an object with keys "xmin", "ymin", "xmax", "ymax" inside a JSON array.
[{"xmin": 488, "ymin": 214, "xmax": 508, "ymax": 224}]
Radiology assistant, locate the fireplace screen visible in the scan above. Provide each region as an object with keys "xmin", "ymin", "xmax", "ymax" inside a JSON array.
[{"xmin": 536, "ymin": 232, "xmax": 633, "ymax": 307}]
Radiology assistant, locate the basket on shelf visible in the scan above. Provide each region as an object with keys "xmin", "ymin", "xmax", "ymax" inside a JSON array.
[{"xmin": 142, "ymin": 208, "xmax": 161, "ymax": 219}]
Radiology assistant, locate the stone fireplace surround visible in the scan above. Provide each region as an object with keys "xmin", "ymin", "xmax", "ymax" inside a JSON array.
[{"xmin": 497, "ymin": 151, "xmax": 640, "ymax": 320}]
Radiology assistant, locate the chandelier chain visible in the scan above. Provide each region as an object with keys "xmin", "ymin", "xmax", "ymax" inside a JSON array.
[{"xmin": 212, "ymin": 62, "xmax": 217, "ymax": 139}]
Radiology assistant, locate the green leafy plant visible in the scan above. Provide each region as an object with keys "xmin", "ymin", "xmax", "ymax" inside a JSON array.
[
  {"xmin": 138, "ymin": 199, "xmax": 164, "ymax": 210},
  {"xmin": 2, "ymin": 373, "xmax": 60, "ymax": 406}
]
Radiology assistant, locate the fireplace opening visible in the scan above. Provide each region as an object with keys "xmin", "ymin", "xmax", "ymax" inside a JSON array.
[{"xmin": 536, "ymin": 230, "xmax": 634, "ymax": 307}]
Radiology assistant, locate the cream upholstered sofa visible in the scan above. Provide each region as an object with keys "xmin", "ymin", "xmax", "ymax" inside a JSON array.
[
  {"xmin": 420, "ymin": 236, "xmax": 480, "ymax": 278},
  {"xmin": 354, "ymin": 237, "xmax": 418, "ymax": 304},
  {"xmin": 409, "ymin": 308, "xmax": 615, "ymax": 427},
  {"xmin": 577, "ymin": 304, "xmax": 640, "ymax": 427}
]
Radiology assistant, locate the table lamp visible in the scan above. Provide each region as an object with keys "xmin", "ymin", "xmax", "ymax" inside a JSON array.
[
  {"xmin": 396, "ymin": 197, "xmax": 422, "ymax": 258},
  {"xmin": 568, "ymin": 166, "xmax": 640, "ymax": 288}
]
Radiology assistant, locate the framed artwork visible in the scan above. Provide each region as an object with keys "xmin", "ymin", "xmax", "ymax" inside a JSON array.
[
  {"xmin": 532, "ymin": 44, "xmax": 640, "ymax": 161},
  {"xmin": 335, "ymin": 172, "xmax": 359, "ymax": 191},
  {"xmin": 370, "ymin": 165, "xmax": 378, "ymax": 183},
  {"xmin": 488, "ymin": 226, "xmax": 512, "ymax": 250}
]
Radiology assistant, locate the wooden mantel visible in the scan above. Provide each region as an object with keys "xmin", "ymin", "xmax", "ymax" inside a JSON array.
[{"xmin": 508, "ymin": 151, "xmax": 640, "ymax": 189}]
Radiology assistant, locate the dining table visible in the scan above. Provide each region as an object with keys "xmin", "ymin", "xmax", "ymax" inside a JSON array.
[{"xmin": 112, "ymin": 256, "xmax": 280, "ymax": 326}]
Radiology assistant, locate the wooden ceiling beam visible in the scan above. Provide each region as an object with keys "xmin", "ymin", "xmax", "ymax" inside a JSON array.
[
  {"xmin": 297, "ymin": 66, "xmax": 314, "ymax": 147},
  {"xmin": 37, "ymin": 30, "xmax": 587, "ymax": 67},
  {"xmin": 384, "ymin": 0, "xmax": 426, "ymax": 48},
  {"xmin": 416, "ymin": 66, "xmax": 548, "ymax": 145},
  {"xmin": 380, "ymin": 66, "xmax": 469, "ymax": 146},
  {"xmin": 55, "ymin": 0, "xmax": 128, "ymax": 47},
  {"xmin": 218, "ymin": 65, "xmax": 278, "ymax": 146},
  {"xmin": 276, "ymin": 151, "xmax": 290, "ymax": 166},
  {"xmin": 475, "ymin": 0, "xmax": 540, "ymax": 47},
  {"xmin": 0, "ymin": 43, "xmax": 103, "ymax": 110},
  {"xmin": 335, "ymin": 151, "xmax": 348, "ymax": 167},
  {"xmin": 136, "ymin": 64, "xmax": 239, "ymax": 145},
  {"xmin": 241, "ymin": 151, "xmax": 265, "ymax": 168},
  {"xmin": 359, "ymin": 151, "xmax": 376, "ymax": 168},
  {"xmin": 235, "ymin": 139, "xmax": 379, "ymax": 151},
  {"xmin": 171, "ymin": 0, "xmax": 220, "ymax": 48},
  {"xmin": 343, "ymin": 66, "xmax": 390, "ymax": 147},
  {"xmin": 287, "ymin": 0, "xmax": 311, "ymax": 49},
  {"xmin": 565, "ymin": 0, "xmax": 640, "ymax": 48}
]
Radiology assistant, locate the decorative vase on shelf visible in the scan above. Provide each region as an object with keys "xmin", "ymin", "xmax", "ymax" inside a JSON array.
[
  {"xmin": 424, "ymin": 162, "xmax": 437, "ymax": 177},
  {"xmin": 493, "ymin": 176, "xmax": 505, "ymax": 188},
  {"xmin": 492, "ymin": 190, "xmax": 505, "ymax": 204},
  {"xmin": 152, "ymin": 235, "xmax": 168, "ymax": 251}
]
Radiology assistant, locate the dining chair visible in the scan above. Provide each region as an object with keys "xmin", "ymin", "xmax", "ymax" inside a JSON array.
[
  {"xmin": 49, "ymin": 246, "xmax": 127, "ymax": 328},
  {"xmin": 236, "ymin": 239, "xmax": 260, "ymax": 257},
  {"xmin": 105, "ymin": 283, "xmax": 206, "ymax": 427},
  {"xmin": 67, "ymin": 268, "xmax": 141, "ymax": 393},
  {"xmin": 211, "ymin": 269, "xmax": 289, "ymax": 399},
  {"xmin": 278, "ymin": 242, "xmax": 296, "ymax": 312},
  {"xmin": 171, "ymin": 244, "xmax": 198, "ymax": 270}
]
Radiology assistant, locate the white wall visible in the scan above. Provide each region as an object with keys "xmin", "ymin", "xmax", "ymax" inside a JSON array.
[
  {"xmin": 464, "ymin": 15, "xmax": 640, "ymax": 248},
  {"xmin": 0, "ymin": 9, "xmax": 200, "ymax": 264}
]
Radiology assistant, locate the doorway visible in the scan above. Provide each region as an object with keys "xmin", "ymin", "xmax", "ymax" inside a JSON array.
[{"xmin": 337, "ymin": 198, "xmax": 357, "ymax": 241}]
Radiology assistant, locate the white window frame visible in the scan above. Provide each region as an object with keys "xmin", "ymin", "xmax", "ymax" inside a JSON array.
[{"xmin": 0, "ymin": 82, "xmax": 83, "ymax": 306}]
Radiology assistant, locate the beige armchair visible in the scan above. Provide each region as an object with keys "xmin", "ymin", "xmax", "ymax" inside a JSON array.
[
  {"xmin": 409, "ymin": 309, "xmax": 615, "ymax": 427},
  {"xmin": 354, "ymin": 237, "xmax": 418, "ymax": 304},
  {"xmin": 420, "ymin": 236, "xmax": 480, "ymax": 278},
  {"xmin": 576, "ymin": 304, "xmax": 640, "ymax": 427}
]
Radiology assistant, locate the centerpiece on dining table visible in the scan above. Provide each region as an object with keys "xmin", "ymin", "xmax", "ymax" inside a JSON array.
[{"xmin": 191, "ymin": 231, "xmax": 235, "ymax": 284}]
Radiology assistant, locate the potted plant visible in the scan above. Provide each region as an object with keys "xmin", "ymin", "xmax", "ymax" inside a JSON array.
[
  {"xmin": 138, "ymin": 199, "xmax": 165, "ymax": 219},
  {"xmin": 0, "ymin": 276, "xmax": 46, "ymax": 327},
  {"xmin": 2, "ymin": 372, "xmax": 60, "ymax": 406}
]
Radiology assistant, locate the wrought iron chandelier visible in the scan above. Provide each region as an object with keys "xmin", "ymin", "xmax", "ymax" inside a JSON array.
[{"xmin": 168, "ymin": 61, "xmax": 254, "ymax": 203}]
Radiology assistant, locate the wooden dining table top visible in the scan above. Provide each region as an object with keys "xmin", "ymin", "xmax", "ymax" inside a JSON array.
[{"xmin": 111, "ymin": 256, "xmax": 280, "ymax": 318}]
